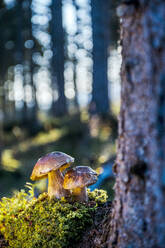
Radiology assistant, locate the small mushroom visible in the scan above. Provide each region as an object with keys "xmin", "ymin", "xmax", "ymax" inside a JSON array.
[
  {"xmin": 30, "ymin": 151, "xmax": 74, "ymax": 199},
  {"xmin": 63, "ymin": 166, "xmax": 98, "ymax": 202}
]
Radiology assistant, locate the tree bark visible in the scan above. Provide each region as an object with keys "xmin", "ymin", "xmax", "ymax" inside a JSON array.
[
  {"xmin": 107, "ymin": 1, "xmax": 165, "ymax": 247},
  {"xmin": 90, "ymin": 0, "xmax": 110, "ymax": 116},
  {"xmin": 51, "ymin": 0, "xmax": 67, "ymax": 116}
]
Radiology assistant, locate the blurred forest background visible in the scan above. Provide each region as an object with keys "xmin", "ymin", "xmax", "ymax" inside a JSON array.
[{"xmin": 0, "ymin": 0, "xmax": 120, "ymax": 198}]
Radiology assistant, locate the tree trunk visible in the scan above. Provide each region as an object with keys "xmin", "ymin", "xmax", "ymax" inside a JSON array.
[
  {"xmin": 28, "ymin": 0, "xmax": 38, "ymax": 123},
  {"xmin": 73, "ymin": 57, "xmax": 79, "ymax": 110},
  {"xmin": 51, "ymin": 0, "xmax": 67, "ymax": 116},
  {"xmin": 0, "ymin": 103, "xmax": 3, "ymax": 167},
  {"xmin": 72, "ymin": 0, "xmax": 80, "ymax": 111},
  {"xmin": 0, "ymin": 2, "xmax": 6, "ymax": 166},
  {"xmin": 90, "ymin": 0, "xmax": 110, "ymax": 116},
  {"xmin": 16, "ymin": 0, "xmax": 27, "ymax": 122},
  {"xmin": 107, "ymin": 1, "xmax": 165, "ymax": 247}
]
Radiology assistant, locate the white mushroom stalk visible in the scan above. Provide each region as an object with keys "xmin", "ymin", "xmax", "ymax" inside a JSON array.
[{"xmin": 48, "ymin": 170, "xmax": 69, "ymax": 199}]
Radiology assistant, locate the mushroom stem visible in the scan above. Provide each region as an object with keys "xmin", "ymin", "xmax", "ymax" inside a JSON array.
[
  {"xmin": 48, "ymin": 170, "xmax": 68, "ymax": 199},
  {"xmin": 72, "ymin": 187, "xmax": 88, "ymax": 202}
]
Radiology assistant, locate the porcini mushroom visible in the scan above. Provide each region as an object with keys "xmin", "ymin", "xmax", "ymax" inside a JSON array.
[
  {"xmin": 30, "ymin": 151, "xmax": 74, "ymax": 199},
  {"xmin": 63, "ymin": 166, "xmax": 98, "ymax": 202}
]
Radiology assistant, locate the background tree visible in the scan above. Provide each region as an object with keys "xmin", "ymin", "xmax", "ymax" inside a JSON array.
[
  {"xmin": 27, "ymin": 0, "xmax": 38, "ymax": 123},
  {"xmin": 51, "ymin": 0, "xmax": 67, "ymax": 116},
  {"xmin": 0, "ymin": 1, "xmax": 15, "ymax": 166},
  {"xmin": 70, "ymin": 0, "xmax": 80, "ymax": 111},
  {"xmin": 106, "ymin": 1, "xmax": 165, "ymax": 247},
  {"xmin": 15, "ymin": 0, "xmax": 27, "ymax": 122},
  {"xmin": 90, "ymin": 0, "xmax": 110, "ymax": 116},
  {"xmin": 0, "ymin": 0, "xmax": 6, "ymax": 165}
]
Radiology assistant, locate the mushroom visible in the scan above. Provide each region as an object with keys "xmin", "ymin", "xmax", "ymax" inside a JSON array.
[
  {"xmin": 63, "ymin": 166, "xmax": 98, "ymax": 202},
  {"xmin": 30, "ymin": 151, "xmax": 74, "ymax": 199}
]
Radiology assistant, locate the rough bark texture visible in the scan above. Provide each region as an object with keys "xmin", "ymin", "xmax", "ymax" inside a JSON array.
[
  {"xmin": 90, "ymin": 0, "xmax": 110, "ymax": 116},
  {"xmin": 107, "ymin": 1, "xmax": 165, "ymax": 247}
]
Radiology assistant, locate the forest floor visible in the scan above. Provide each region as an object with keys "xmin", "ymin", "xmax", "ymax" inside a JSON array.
[
  {"xmin": 0, "ymin": 112, "xmax": 117, "ymax": 248},
  {"xmin": 0, "ymin": 112, "xmax": 117, "ymax": 199}
]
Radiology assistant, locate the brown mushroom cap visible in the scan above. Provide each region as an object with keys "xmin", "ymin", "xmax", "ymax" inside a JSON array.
[
  {"xmin": 30, "ymin": 151, "xmax": 74, "ymax": 181},
  {"xmin": 63, "ymin": 166, "xmax": 98, "ymax": 190}
]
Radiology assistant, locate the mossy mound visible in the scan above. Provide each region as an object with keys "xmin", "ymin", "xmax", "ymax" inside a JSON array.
[{"xmin": 0, "ymin": 185, "xmax": 108, "ymax": 248}]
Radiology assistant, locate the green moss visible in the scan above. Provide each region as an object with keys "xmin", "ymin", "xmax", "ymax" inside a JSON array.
[
  {"xmin": 88, "ymin": 188, "xmax": 108, "ymax": 203},
  {"xmin": 0, "ymin": 184, "xmax": 107, "ymax": 248}
]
